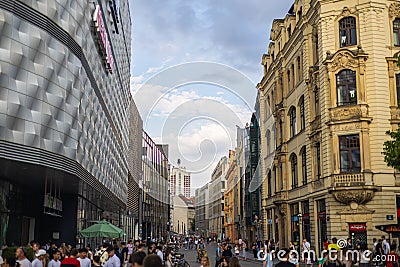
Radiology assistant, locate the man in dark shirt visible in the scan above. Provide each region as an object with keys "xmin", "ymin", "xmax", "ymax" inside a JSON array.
[
  {"xmin": 276, "ymin": 248, "xmax": 296, "ymax": 267},
  {"xmin": 143, "ymin": 255, "xmax": 162, "ymax": 267},
  {"xmin": 120, "ymin": 242, "xmax": 129, "ymax": 266},
  {"xmin": 61, "ymin": 249, "xmax": 80, "ymax": 267}
]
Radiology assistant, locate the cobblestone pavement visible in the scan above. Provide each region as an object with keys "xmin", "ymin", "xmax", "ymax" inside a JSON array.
[{"xmin": 178, "ymin": 242, "xmax": 264, "ymax": 267}]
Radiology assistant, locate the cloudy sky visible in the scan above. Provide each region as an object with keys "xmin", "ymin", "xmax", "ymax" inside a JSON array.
[{"xmin": 129, "ymin": 0, "xmax": 293, "ymax": 194}]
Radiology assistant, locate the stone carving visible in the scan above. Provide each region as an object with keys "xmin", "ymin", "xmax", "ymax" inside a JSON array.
[
  {"xmin": 332, "ymin": 189, "xmax": 375, "ymax": 204},
  {"xmin": 340, "ymin": 7, "xmax": 358, "ymax": 17},
  {"xmin": 390, "ymin": 107, "xmax": 400, "ymax": 120},
  {"xmin": 389, "ymin": 3, "xmax": 400, "ymax": 18},
  {"xmin": 327, "ymin": 51, "xmax": 360, "ymax": 73},
  {"xmin": 337, "ymin": 204, "xmax": 375, "ymax": 215},
  {"xmin": 330, "ymin": 122, "xmax": 362, "ymax": 132}
]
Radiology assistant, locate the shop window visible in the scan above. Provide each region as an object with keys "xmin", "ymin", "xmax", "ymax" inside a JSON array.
[
  {"xmin": 336, "ymin": 69, "xmax": 357, "ymax": 106},
  {"xmin": 339, "ymin": 134, "xmax": 361, "ymax": 173},
  {"xmin": 302, "ymin": 200, "xmax": 311, "ymax": 243},
  {"xmin": 317, "ymin": 199, "xmax": 327, "ymax": 252},
  {"xmin": 289, "ymin": 106, "xmax": 297, "ymax": 138},
  {"xmin": 290, "ymin": 153, "xmax": 298, "ymax": 189},
  {"xmin": 394, "ymin": 18, "xmax": 400, "ymax": 46},
  {"xmin": 339, "ymin": 17, "xmax": 357, "ymax": 47}
]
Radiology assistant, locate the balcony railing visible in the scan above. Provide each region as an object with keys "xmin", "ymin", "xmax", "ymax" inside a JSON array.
[{"xmin": 333, "ymin": 173, "xmax": 365, "ymax": 187}]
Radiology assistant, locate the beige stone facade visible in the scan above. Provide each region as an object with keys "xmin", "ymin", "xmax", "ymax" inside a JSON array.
[{"xmin": 258, "ymin": 0, "xmax": 400, "ymax": 253}]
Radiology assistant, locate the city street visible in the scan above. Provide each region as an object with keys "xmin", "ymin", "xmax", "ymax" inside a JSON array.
[{"xmin": 179, "ymin": 243, "xmax": 263, "ymax": 267}]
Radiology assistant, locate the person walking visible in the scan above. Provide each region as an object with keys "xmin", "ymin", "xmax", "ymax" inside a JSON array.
[
  {"xmin": 16, "ymin": 247, "xmax": 32, "ymax": 267},
  {"xmin": 61, "ymin": 249, "xmax": 80, "ymax": 267},
  {"xmin": 48, "ymin": 251, "xmax": 61, "ymax": 267},
  {"xmin": 215, "ymin": 242, "xmax": 223, "ymax": 267},
  {"xmin": 32, "ymin": 250, "xmax": 46, "ymax": 267},
  {"xmin": 77, "ymin": 249, "xmax": 91, "ymax": 267},
  {"xmin": 103, "ymin": 247, "xmax": 120, "ymax": 267},
  {"xmin": 263, "ymin": 248, "xmax": 273, "ymax": 267}
]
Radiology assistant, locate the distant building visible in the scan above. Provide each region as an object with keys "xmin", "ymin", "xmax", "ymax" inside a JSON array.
[
  {"xmin": 209, "ymin": 156, "xmax": 228, "ymax": 240},
  {"xmin": 170, "ymin": 164, "xmax": 191, "ymax": 198},
  {"xmin": 172, "ymin": 195, "xmax": 195, "ymax": 235},
  {"xmin": 195, "ymin": 182, "xmax": 211, "ymax": 237}
]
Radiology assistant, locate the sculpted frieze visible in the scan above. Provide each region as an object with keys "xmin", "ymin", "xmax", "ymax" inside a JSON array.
[
  {"xmin": 330, "ymin": 122, "xmax": 361, "ymax": 132},
  {"xmin": 389, "ymin": 3, "xmax": 400, "ymax": 18},
  {"xmin": 327, "ymin": 51, "xmax": 359, "ymax": 73}
]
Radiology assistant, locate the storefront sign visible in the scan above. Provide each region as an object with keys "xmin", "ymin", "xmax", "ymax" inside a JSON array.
[
  {"xmin": 385, "ymin": 225, "xmax": 400, "ymax": 233},
  {"xmin": 44, "ymin": 194, "xmax": 62, "ymax": 211},
  {"xmin": 349, "ymin": 223, "xmax": 366, "ymax": 232},
  {"xmin": 93, "ymin": 5, "xmax": 114, "ymax": 73}
]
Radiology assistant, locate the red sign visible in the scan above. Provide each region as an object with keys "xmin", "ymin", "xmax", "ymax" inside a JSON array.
[
  {"xmin": 349, "ymin": 223, "xmax": 366, "ymax": 232},
  {"xmin": 385, "ymin": 225, "xmax": 400, "ymax": 233},
  {"xmin": 93, "ymin": 5, "xmax": 114, "ymax": 73}
]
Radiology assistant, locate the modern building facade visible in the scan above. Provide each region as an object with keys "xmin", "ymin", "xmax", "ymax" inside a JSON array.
[
  {"xmin": 141, "ymin": 131, "xmax": 170, "ymax": 241},
  {"xmin": 195, "ymin": 182, "xmax": 210, "ymax": 237},
  {"xmin": 209, "ymin": 156, "xmax": 228, "ymax": 240},
  {"xmin": 258, "ymin": 0, "xmax": 400, "ymax": 253},
  {"xmin": 170, "ymin": 164, "xmax": 191, "ymax": 198},
  {"xmin": 0, "ymin": 0, "xmax": 138, "ymax": 246}
]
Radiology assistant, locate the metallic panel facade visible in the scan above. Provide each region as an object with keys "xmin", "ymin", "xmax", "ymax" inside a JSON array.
[{"xmin": 0, "ymin": 0, "xmax": 136, "ymax": 204}]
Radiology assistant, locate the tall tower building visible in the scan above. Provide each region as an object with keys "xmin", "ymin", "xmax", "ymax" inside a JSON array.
[{"xmin": 170, "ymin": 159, "xmax": 191, "ymax": 198}]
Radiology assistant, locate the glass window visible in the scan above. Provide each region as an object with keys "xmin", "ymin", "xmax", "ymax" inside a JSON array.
[
  {"xmin": 291, "ymin": 154, "xmax": 298, "ymax": 189},
  {"xmin": 279, "ymin": 119, "xmax": 283, "ymax": 145},
  {"xmin": 339, "ymin": 17, "xmax": 357, "ymax": 47},
  {"xmin": 396, "ymin": 74, "xmax": 400, "ymax": 107},
  {"xmin": 287, "ymin": 70, "xmax": 291, "ymax": 90},
  {"xmin": 301, "ymin": 147, "xmax": 307, "ymax": 185},
  {"xmin": 267, "ymin": 130, "xmax": 271, "ymax": 155},
  {"xmin": 336, "ymin": 69, "xmax": 357, "ymax": 106},
  {"xmin": 394, "ymin": 18, "xmax": 400, "ymax": 46},
  {"xmin": 316, "ymin": 142, "xmax": 321, "ymax": 179},
  {"xmin": 299, "ymin": 96, "xmax": 305, "ymax": 130},
  {"xmin": 289, "ymin": 107, "xmax": 297, "ymax": 138},
  {"xmin": 339, "ymin": 134, "xmax": 361, "ymax": 173},
  {"xmin": 314, "ymin": 86, "xmax": 320, "ymax": 116},
  {"xmin": 267, "ymin": 171, "xmax": 272, "ymax": 197}
]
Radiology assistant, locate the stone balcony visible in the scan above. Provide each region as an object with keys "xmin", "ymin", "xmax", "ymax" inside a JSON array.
[{"xmin": 330, "ymin": 172, "xmax": 377, "ymax": 206}]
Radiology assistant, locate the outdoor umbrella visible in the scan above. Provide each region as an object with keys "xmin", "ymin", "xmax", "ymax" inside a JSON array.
[{"xmin": 79, "ymin": 220, "xmax": 125, "ymax": 238}]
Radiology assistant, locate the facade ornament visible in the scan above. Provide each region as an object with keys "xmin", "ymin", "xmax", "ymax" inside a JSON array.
[
  {"xmin": 389, "ymin": 3, "xmax": 400, "ymax": 18},
  {"xmin": 340, "ymin": 6, "xmax": 358, "ymax": 17},
  {"xmin": 332, "ymin": 189, "xmax": 375, "ymax": 204},
  {"xmin": 337, "ymin": 203, "xmax": 375, "ymax": 215},
  {"xmin": 326, "ymin": 50, "xmax": 361, "ymax": 73},
  {"xmin": 330, "ymin": 122, "xmax": 362, "ymax": 132}
]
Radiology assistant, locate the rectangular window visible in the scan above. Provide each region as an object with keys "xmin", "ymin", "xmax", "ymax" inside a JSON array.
[
  {"xmin": 396, "ymin": 73, "xmax": 400, "ymax": 106},
  {"xmin": 339, "ymin": 134, "xmax": 361, "ymax": 173},
  {"xmin": 316, "ymin": 142, "xmax": 321, "ymax": 179},
  {"xmin": 394, "ymin": 19, "xmax": 400, "ymax": 46}
]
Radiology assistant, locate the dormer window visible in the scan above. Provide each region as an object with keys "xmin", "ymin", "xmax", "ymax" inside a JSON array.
[{"xmin": 339, "ymin": 17, "xmax": 357, "ymax": 47}]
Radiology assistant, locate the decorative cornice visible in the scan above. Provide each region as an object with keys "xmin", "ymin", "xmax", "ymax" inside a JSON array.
[{"xmin": 389, "ymin": 3, "xmax": 400, "ymax": 18}]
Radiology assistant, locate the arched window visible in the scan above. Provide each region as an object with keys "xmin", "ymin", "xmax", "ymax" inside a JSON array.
[
  {"xmin": 301, "ymin": 147, "xmax": 307, "ymax": 185},
  {"xmin": 297, "ymin": 56, "xmax": 302, "ymax": 81},
  {"xmin": 299, "ymin": 96, "xmax": 305, "ymax": 130},
  {"xmin": 394, "ymin": 18, "xmax": 400, "ymax": 46},
  {"xmin": 267, "ymin": 130, "xmax": 271, "ymax": 155},
  {"xmin": 336, "ymin": 69, "xmax": 357, "ymax": 106},
  {"xmin": 267, "ymin": 170, "xmax": 272, "ymax": 197},
  {"xmin": 290, "ymin": 153, "xmax": 298, "ymax": 189},
  {"xmin": 339, "ymin": 17, "xmax": 357, "ymax": 47},
  {"xmin": 289, "ymin": 106, "xmax": 297, "ymax": 138}
]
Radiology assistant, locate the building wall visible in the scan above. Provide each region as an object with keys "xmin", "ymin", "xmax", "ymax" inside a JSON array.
[
  {"xmin": 258, "ymin": 0, "xmax": 400, "ymax": 253},
  {"xmin": 195, "ymin": 183, "xmax": 210, "ymax": 236},
  {"xmin": 170, "ymin": 166, "xmax": 191, "ymax": 198}
]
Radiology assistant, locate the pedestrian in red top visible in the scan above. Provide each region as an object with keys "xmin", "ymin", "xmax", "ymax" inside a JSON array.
[
  {"xmin": 61, "ymin": 249, "xmax": 80, "ymax": 267},
  {"xmin": 386, "ymin": 247, "xmax": 399, "ymax": 267}
]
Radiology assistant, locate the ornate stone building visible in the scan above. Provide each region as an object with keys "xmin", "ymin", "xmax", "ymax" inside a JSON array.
[{"xmin": 258, "ymin": 0, "xmax": 400, "ymax": 253}]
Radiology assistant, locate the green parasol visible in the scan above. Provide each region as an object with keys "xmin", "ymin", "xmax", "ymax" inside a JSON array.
[{"xmin": 79, "ymin": 220, "xmax": 125, "ymax": 238}]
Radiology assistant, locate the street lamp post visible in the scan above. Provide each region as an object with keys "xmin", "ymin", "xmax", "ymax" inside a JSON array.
[{"xmin": 298, "ymin": 213, "xmax": 303, "ymax": 253}]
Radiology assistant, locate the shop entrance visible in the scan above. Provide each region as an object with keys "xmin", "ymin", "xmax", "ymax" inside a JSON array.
[
  {"xmin": 349, "ymin": 223, "xmax": 367, "ymax": 247},
  {"xmin": 21, "ymin": 217, "xmax": 35, "ymax": 246}
]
